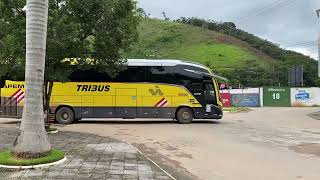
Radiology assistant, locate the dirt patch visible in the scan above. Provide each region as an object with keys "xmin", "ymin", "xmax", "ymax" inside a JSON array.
[
  {"xmin": 290, "ymin": 143, "xmax": 320, "ymax": 157},
  {"xmin": 211, "ymin": 32, "xmax": 274, "ymax": 63},
  {"xmin": 133, "ymin": 143, "xmax": 199, "ymax": 180}
]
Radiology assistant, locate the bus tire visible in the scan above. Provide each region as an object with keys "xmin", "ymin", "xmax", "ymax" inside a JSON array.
[
  {"xmin": 56, "ymin": 107, "xmax": 75, "ymax": 124},
  {"xmin": 176, "ymin": 107, "xmax": 193, "ymax": 124}
]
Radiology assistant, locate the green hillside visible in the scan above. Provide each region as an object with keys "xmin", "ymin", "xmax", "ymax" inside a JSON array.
[
  {"xmin": 126, "ymin": 18, "xmax": 271, "ymax": 71},
  {"xmin": 125, "ymin": 18, "xmax": 318, "ymax": 87}
]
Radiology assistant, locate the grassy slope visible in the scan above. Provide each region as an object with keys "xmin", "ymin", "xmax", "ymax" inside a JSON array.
[{"xmin": 126, "ymin": 18, "xmax": 273, "ymax": 71}]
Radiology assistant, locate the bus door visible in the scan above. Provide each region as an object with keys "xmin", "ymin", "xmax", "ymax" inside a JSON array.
[
  {"xmin": 203, "ymin": 80, "xmax": 216, "ymax": 105},
  {"xmin": 115, "ymin": 88, "xmax": 137, "ymax": 118},
  {"xmin": 190, "ymin": 82, "xmax": 205, "ymax": 105}
]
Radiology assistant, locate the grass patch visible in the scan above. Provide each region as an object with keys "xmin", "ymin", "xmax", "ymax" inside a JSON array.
[
  {"xmin": 224, "ymin": 107, "xmax": 251, "ymax": 113},
  {"xmin": 163, "ymin": 43, "xmax": 260, "ymax": 68},
  {"xmin": 0, "ymin": 149, "xmax": 64, "ymax": 166},
  {"xmin": 46, "ymin": 127, "xmax": 58, "ymax": 133}
]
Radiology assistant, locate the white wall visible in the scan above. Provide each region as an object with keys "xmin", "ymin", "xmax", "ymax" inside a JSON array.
[{"xmin": 291, "ymin": 88, "xmax": 320, "ymax": 107}]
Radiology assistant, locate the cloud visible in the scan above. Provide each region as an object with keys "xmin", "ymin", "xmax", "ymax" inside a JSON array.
[{"xmin": 137, "ymin": 0, "xmax": 320, "ymax": 59}]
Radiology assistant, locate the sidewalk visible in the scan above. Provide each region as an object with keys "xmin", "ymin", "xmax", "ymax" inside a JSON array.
[{"xmin": 0, "ymin": 126, "xmax": 172, "ymax": 180}]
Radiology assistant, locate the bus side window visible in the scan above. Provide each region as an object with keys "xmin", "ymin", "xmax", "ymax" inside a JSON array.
[
  {"xmin": 114, "ymin": 66, "xmax": 146, "ymax": 82},
  {"xmin": 145, "ymin": 66, "xmax": 174, "ymax": 84},
  {"xmin": 188, "ymin": 83, "xmax": 202, "ymax": 92}
]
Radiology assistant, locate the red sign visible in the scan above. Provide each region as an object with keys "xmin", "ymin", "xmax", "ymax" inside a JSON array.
[
  {"xmin": 220, "ymin": 93, "xmax": 231, "ymax": 107},
  {"xmin": 220, "ymin": 83, "xmax": 226, "ymax": 89}
]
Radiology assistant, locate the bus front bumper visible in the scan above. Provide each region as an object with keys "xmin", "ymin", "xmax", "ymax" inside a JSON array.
[{"xmin": 194, "ymin": 105, "xmax": 223, "ymax": 120}]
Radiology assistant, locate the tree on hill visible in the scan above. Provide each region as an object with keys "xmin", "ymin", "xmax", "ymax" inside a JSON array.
[
  {"xmin": 162, "ymin": 11, "xmax": 170, "ymax": 21},
  {"xmin": 0, "ymin": 0, "xmax": 139, "ymax": 111},
  {"xmin": 137, "ymin": 7, "xmax": 148, "ymax": 18}
]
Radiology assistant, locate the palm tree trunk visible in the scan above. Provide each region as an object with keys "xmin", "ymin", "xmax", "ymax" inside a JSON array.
[{"xmin": 13, "ymin": 0, "xmax": 51, "ymax": 158}]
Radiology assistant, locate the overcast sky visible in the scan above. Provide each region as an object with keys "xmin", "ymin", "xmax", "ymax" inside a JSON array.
[{"xmin": 137, "ymin": 0, "xmax": 320, "ymax": 60}]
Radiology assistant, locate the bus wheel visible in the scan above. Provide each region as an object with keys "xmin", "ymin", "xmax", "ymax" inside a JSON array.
[
  {"xmin": 176, "ymin": 107, "xmax": 193, "ymax": 124},
  {"xmin": 56, "ymin": 107, "xmax": 75, "ymax": 124}
]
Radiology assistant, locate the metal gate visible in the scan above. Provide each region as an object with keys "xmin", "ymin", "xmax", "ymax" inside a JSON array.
[{"xmin": 0, "ymin": 97, "xmax": 18, "ymax": 118}]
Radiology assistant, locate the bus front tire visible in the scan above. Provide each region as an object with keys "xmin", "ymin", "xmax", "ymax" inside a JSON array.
[
  {"xmin": 176, "ymin": 107, "xmax": 194, "ymax": 124},
  {"xmin": 56, "ymin": 107, "xmax": 75, "ymax": 124}
]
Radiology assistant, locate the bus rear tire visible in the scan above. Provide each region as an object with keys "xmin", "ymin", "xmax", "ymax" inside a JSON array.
[
  {"xmin": 56, "ymin": 107, "xmax": 75, "ymax": 124},
  {"xmin": 176, "ymin": 107, "xmax": 193, "ymax": 124}
]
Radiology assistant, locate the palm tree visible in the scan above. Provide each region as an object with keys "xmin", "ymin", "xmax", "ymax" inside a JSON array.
[{"xmin": 13, "ymin": 0, "xmax": 51, "ymax": 158}]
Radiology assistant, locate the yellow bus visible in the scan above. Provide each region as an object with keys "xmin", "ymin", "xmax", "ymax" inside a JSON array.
[{"xmin": 0, "ymin": 59, "xmax": 223, "ymax": 124}]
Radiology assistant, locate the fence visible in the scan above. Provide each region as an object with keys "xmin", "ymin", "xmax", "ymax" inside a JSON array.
[
  {"xmin": 0, "ymin": 97, "xmax": 18, "ymax": 118},
  {"xmin": 263, "ymin": 87, "xmax": 291, "ymax": 107},
  {"xmin": 220, "ymin": 87, "xmax": 320, "ymax": 107},
  {"xmin": 220, "ymin": 88, "xmax": 262, "ymax": 107},
  {"xmin": 291, "ymin": 88, "xmax": 320, "ymax": 107}
]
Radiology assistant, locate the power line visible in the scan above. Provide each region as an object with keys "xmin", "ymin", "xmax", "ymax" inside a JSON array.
[
  {"xmin": 285, "ymin": 47, "xmax": 318, "ymax": 52},
  {"xmin": 283, "ymin": 41, "xmax": 318, "ymax": 48},
  {"xmin": 233, "ymin": 0, "xmax": 297, "ymax": 23},
  {"xmin": 283, "ymin": 40, "xmax": 317, "ymax": 47},
  {"xmin": 294, "ymin": 47, "xmax": 318, "ymax": 51},
  {"xmin": 285, "ymin": 46, "xmax": 319, "ymax": 54},
  {"xmin": 233, "ymin": 0, "xmax": 282, "ymax": 22}
]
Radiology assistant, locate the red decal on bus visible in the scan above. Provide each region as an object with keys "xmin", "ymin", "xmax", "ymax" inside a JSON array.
[{"xmin": 155, "ymin": 98, "xmax": 168, "ymax": 107}]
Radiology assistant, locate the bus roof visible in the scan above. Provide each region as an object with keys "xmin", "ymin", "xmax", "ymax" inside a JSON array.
[{"xmin": 127, "ymin": 59, "xmax": 210, "ymax": 72}]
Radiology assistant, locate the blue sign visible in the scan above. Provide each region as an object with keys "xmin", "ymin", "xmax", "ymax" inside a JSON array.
[
  {"xmin": 295, "ymin": 90, "xmax": 310, "ymax": 101},
  {"xmin": 231, "ymin": 94, "xmax": 260, "ymax": 107}
]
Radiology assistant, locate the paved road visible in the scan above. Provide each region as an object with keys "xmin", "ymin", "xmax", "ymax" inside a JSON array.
[{"xmin": 57, "ymin": 108, "xmax": 320, "ymax": 180}]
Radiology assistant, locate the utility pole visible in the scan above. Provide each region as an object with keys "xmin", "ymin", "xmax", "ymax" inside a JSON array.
[
  {"xmin": 317, "ymin": 9, "xmax": 320, "ymax": 77},
  {"xmin": 301, "ymin": 65, "xmax": 304, "ymax": 87},
  {"xmin": 318, "ymin": 34, "xmax": 320, "ymax": 77}
]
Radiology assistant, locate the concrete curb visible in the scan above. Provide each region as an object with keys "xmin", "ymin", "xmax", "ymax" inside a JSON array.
[
  {"xmin": 47, "ymin": 130, "xmax": 59, "ymax": 134},
  {"xmin": 128, "ymin": 143, "xmax": 177, "ymax": 180},
  {"xmin": 0, "ymin": 156, "xmax": 67, "ymax": 170}
]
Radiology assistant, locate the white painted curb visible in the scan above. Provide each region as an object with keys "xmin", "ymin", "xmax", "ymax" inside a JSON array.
[
  {"xmin": 0, "ymin": 156, "xmax": 67, "ymax": 169},
  {"xmin": 128, "ymin": 143, "xmax": 177, "ymax": 180},
  {"xmin": 47, "ymin": 130, "xmax": 59, "ymax": 134}
]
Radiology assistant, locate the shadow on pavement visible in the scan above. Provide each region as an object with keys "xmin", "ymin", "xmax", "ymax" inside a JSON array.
[
  {"xmin": 1, "ymin": 118, "xmax": 223, "ymax": 126},
  {"xmin": 76, "ymin": 119, "xmax": 222, "ymax": 125}
]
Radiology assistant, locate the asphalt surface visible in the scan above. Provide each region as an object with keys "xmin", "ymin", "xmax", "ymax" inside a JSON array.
[
  {"xmin": 59, "ymin": 108, "xmax": 320, "ymax": 180},
  {"xmin": 1, "ymin": 108, "xmax": 320, "ymax": 180}
]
